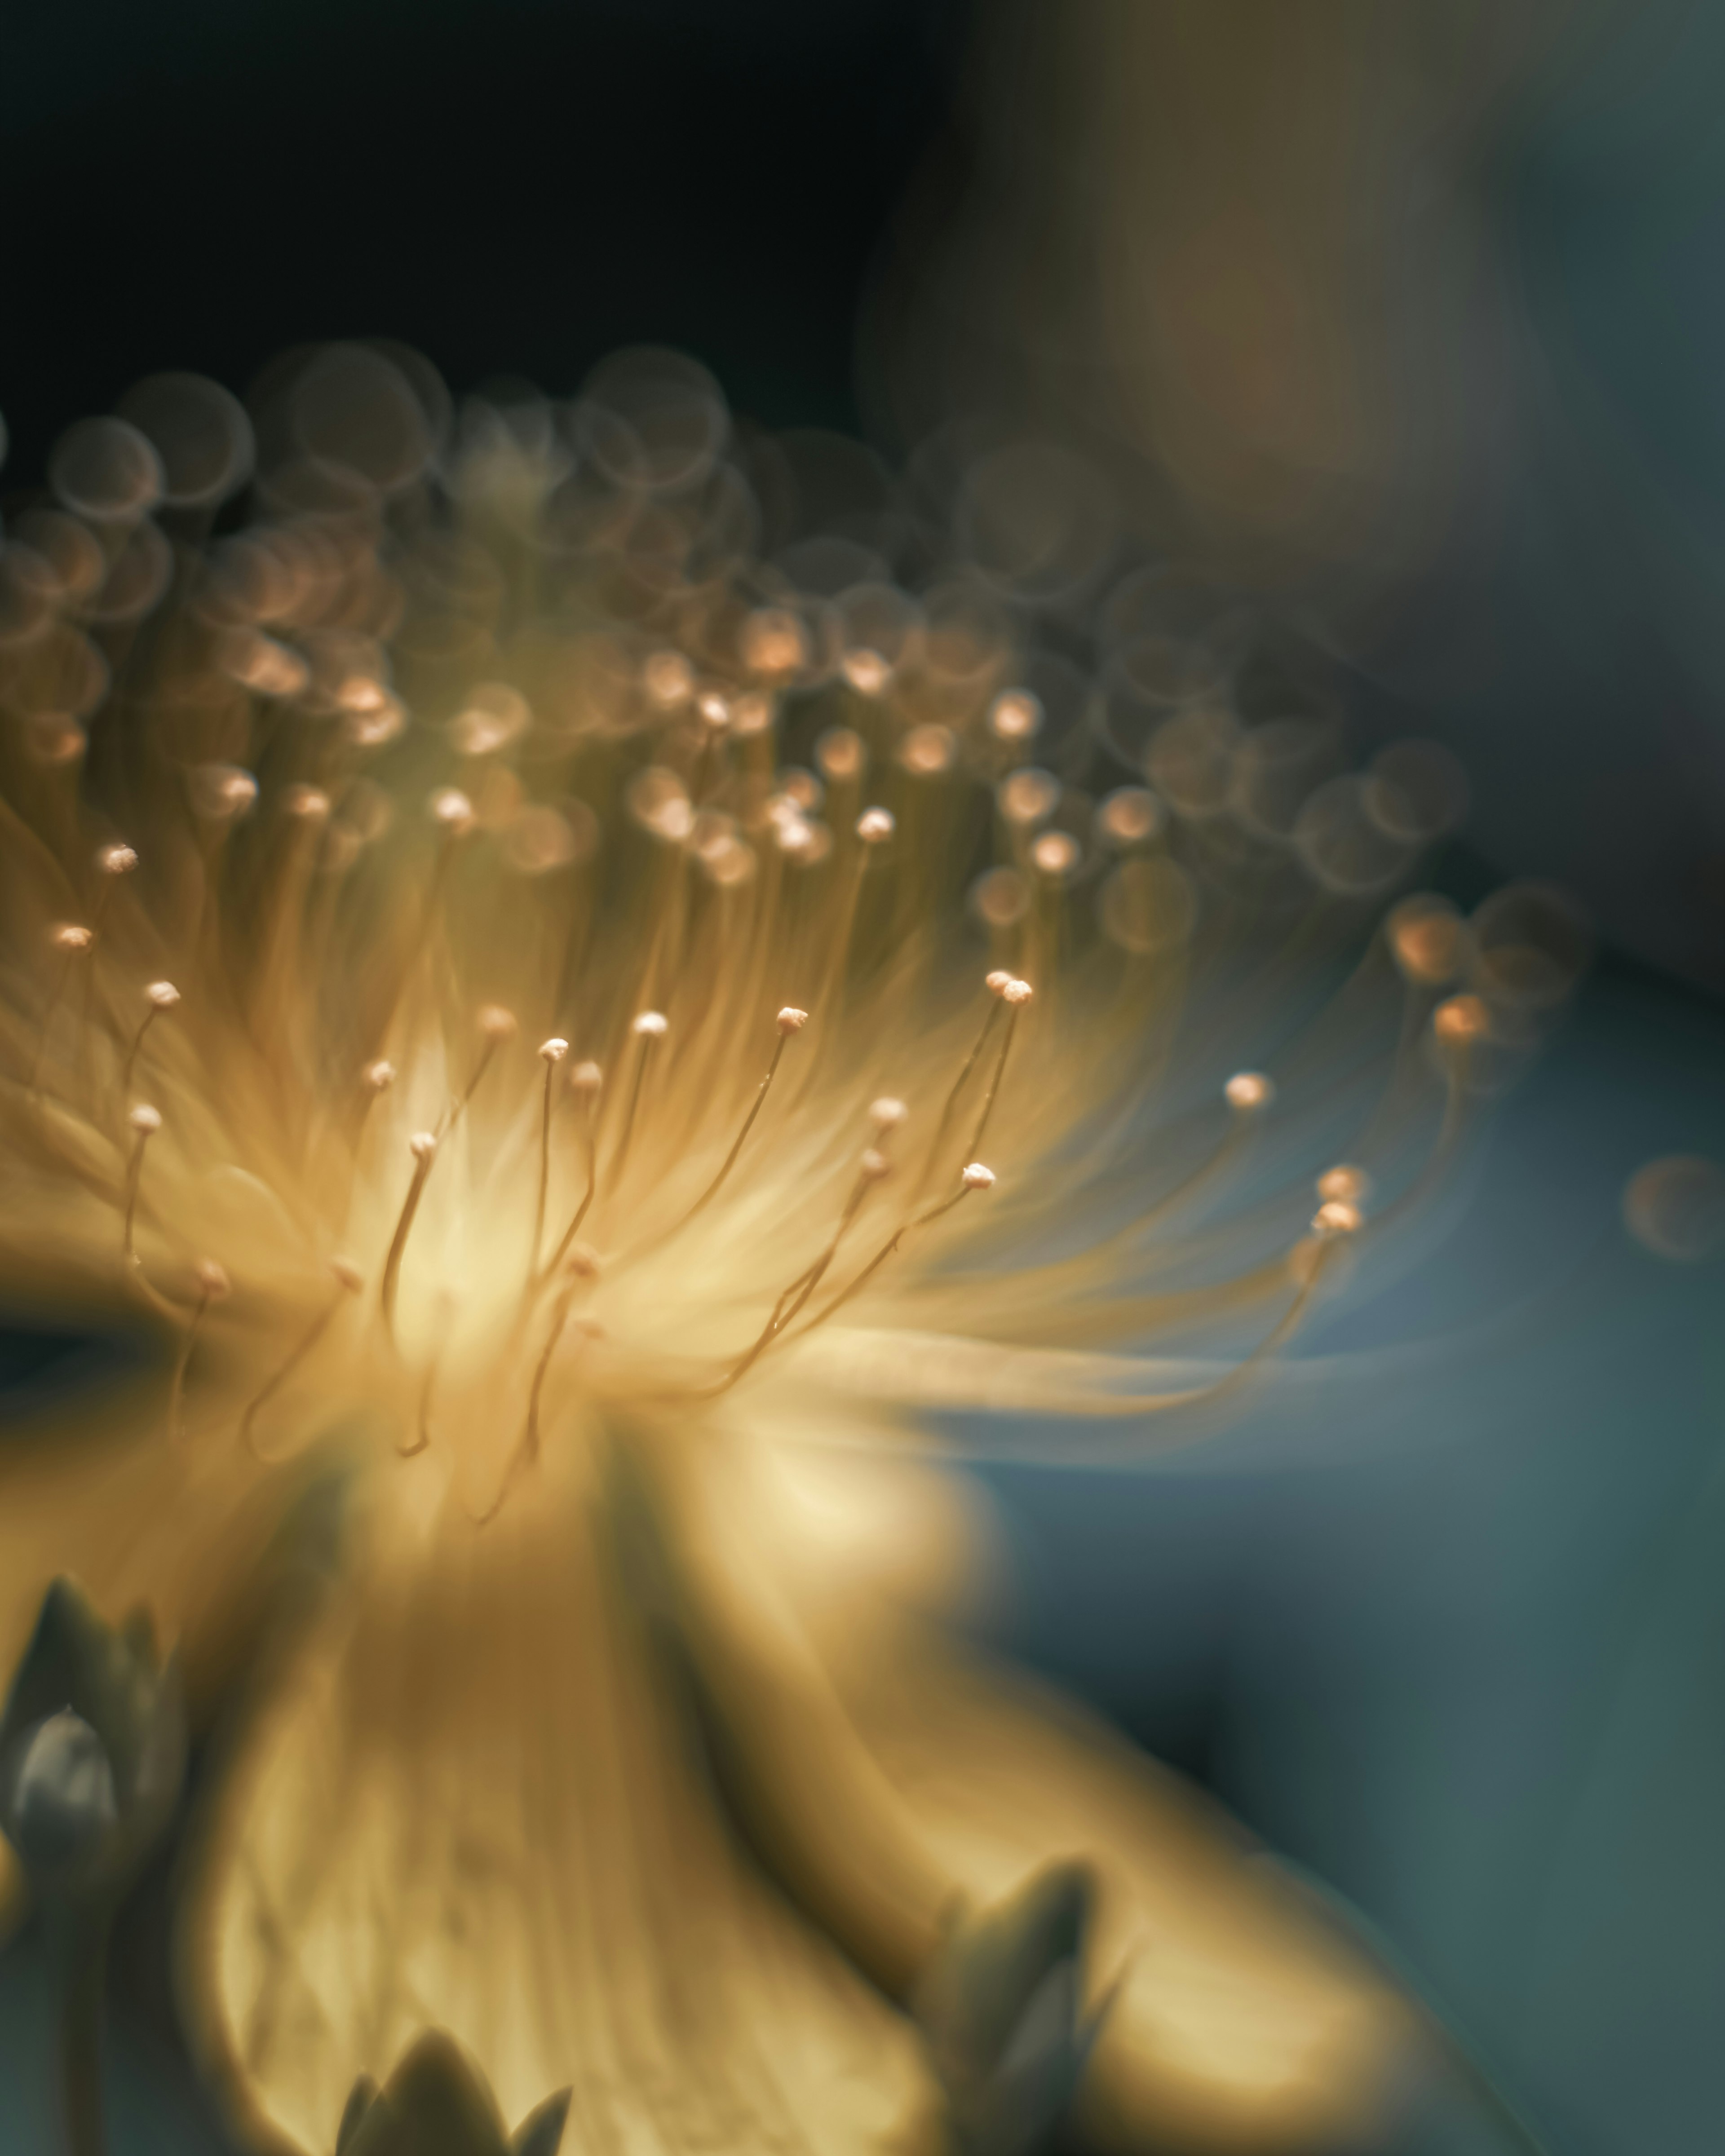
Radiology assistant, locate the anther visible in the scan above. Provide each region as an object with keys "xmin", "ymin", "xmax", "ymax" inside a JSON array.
[
  {"xmin": 53, "ymin": 924, "xmax": 94, "ymax": 954},
  {"xmin": 856, "ymin": 807, "xmax": 895, "ymax": 845},
  {"xmin": 642, "ymin": 649, "xmax": 694, "ymax": 710},
  {"xmin": 841, "ymin": 649, "xmax": 891, "ymax": 696},
  {"xmin": 1225, "ymin": 1071, "xmax": 1276, "ymax": 1113},
  {"xmin": 778, "ymin": 1006, "xmax": 809, "ymax": 1035},
  {"xmin": 571, "ymin": 1060, "xmax": 603, "ymax": 1095},
  {"xmin": 989, "ymin": 689, "xmax": 1042, "ymax": 745},
  {"xmin": 985, "ymin": 969, "xmax": 1013, "ymax": 997},
  {"xmin": 429, "ymin": 787, "xmax": 477, "ymax": 836},
  {"xmin": 869, "ymin": 1097, "xmax": 907, "ymax": 1135},
  {"xmin": 539, "ymin": 1037, "xmax": 570, "ymax": 1062},
  {"xmin": 97, "ymin": 843, "xmax": 138, "ymax": 878},
  {"xmin": 632, "ymin": 1011, "xmax": 669, "ymax": 1038},
  {"xmin": 363, "ymin": 1059, "xmax": 396, "ymax": 1093},
  {"xmin": 282, "ymin": 784, "xmax": 331, "ymax": 822},
  {"xmin": 962, "ymin": 1162, "xmax": 996, "ymax": 1190},
  {"xmin": 860, "ymin": 1148, "xmax": 892, "ymax": 1183},
  {"xmin": 1317, "ymin": 1164, "xmax": 1371, "ymax": 1206},
  {"xmin": 1433, "ymin": 994, "xmax": 1490, "ymax": 1045},
  {"xmin": 1311, "ymin": 1198, "xmax": 1364, "ymax": 1239}
]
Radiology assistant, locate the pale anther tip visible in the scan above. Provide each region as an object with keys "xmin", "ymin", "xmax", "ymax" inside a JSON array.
[
  {"xmin": 478, "ymin": 1004, "xmax": 518, "ymax": 1040},
  {"xmin": 776, "ymin": 1006, "xmax": 809, "ymax": 1034},
  {"xmin": 363, "ymin": 1059, "xmax": 396, "ymax": 1091},
  {"xmin": 962, "ymin": 1162, "xmax": 996, "ymax": 1190},
  {"xmin": 1001, "ymin": 977, "xmax": 1034, "ymax": 1006},
  {"xmin": 539, "ymin": 1036, "xmax": 570, "ymax": 1062},
  {"xmin": 856, "ymin": 807, "xmax": 895, "ymax": 844},
  {"xmin": 146, "ymin": 980, "xmax": 181, "ymax": 1008},
  {"xmin": 985, "ymin": 968, "xmax": 1013, "ymax": 996},
  {"xmin": 429, "ymin": 786, "xmax": 476, "ymax": 832},
  {"xmin": 571, "ymin": 1060, "xmax": 603, "ymax": 1092},
  {"xmin": 128, "ymin": 1103, "xmax": 162, "ymax": 1135},
  {"xmin": 97, "ymin": 842, "xmax": 138, "ymax": 875},
  {"xmin": 1317, "ymin": 1163, "xmax": 1371, "ymax": 1206},
  {"xmin": 860, "ymin": 1148, "xmax": 893, "ymax": 1182},
  {"xmin": 869, "ymin": 1096, "xmax": 907, "ymax": 1129},
  {"xmin": 1434, "ymin": 994, "xmax": 1491, "ymax": 1044},
  {"xmin": 632, "ymin": 1011, "xmax": 669, "ymax": 1038},
  {"xmin": 408, "ymin": 1130, "xmax": 439, "ymax": 1161},
  {"xmin": 1311, "ymin": 1198, "xmax": 1363, "ymax": 1239},
  {"xmin": 52, "ymin": 923, "xmax": 93, "ymax": 952},
  {"xmin": 194, "ymin": 1258, "xmax": 231, "ymax": 1299},
  {"xmin": 1225, "ymin": 1071, "xmax": 1275, "ymax": 1112}
]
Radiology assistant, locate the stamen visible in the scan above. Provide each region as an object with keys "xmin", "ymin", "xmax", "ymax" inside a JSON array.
[
  {"xmin": 475, "ymin": 1251, "xmax": 599, "ymax": 1524},
  {"xmin": 911, "ymin": 976, "xmax": 1009, "ymax": 1200},
  {"xmin": 119, "ymin": 980, "xmax": 180, "ymax": 1100},
  {"xmin": 400, "ymin": 1290, "xmax": 456, "ymax": 1458},
  {"xmin": 1225, "ymin": 1070, "xmax": 1276, "ymax": 1114},
  {"xmin": 380, "ymin": 1131, "xmax": 439, "ymax": 1328},
  {"xmin": 121, "ymin": 1103, "xmax": 161, "ymax": 1262},
  {"xmin": 30, "ymin": 923, "xmax": 93, "ymax": 1089},
  {"xmin": 681, "ymin": 1006, "xmax": 808, "ymax": 1224},
  {"xmin": 532, "ymin": 1037, "xmax": 570, "ymax": 1268},
  {"xmin": 454, "ymin": 1004, "xmax": 517, "ymax": 1120},
  {"xmin": 710, "ymin": 1142, "xmax": 897, "ymax": 1393},
  {"xmin": 239, "ymin": 1256, "xmax": 363, "ymax": 1456},
  {"xmin": 799, "ymin": 1162, "xmax": 995, "ymax": 1341},
  {"xmin": 167, "ymin": 1258, "xmax": 229, "ymax": 1443},
  {"xmin": 543, "ymin": 1061, "xmax": 603, "ymax": 1277},
  {"xmin": 963, "ymin": 978, "xmax": 1032, "ymax": 1163},
  {"xmin": 608, "ymin": 1012, "xmax": 667, "ymax": 1196}
]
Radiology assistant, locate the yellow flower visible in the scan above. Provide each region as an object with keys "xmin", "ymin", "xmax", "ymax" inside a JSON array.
[{"xmin": 0, "ymin": 346, "xmax": 1571, "ymax": 2152}]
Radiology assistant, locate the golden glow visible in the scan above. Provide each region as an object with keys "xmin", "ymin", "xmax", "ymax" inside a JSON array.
[{"xmin": 0, "ymin": 345, "xmax": 1580, "ymax": 2156}]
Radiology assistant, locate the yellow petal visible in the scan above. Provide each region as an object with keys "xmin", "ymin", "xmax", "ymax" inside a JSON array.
[{"xmin": 180, "ymin": 1441, "xmax": 942, "ymax": 2155}]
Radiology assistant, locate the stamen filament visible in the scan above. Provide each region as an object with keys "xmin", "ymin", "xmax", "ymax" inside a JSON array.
[
  {"xmin": 963, "ymin": 981, "xmax": 1032, "ymax": 1165},
  {"xmin": 239, "ymin": 1260, "xmax": 361, "ymax": 1455},
  {"xmin": 380, "ymin": 1133, "xmax": 439, "ymax": 1329},
  {"xmin": 912, "ymin": 987, "xmax": 1003, "ymax": 1201},
  {"xmin": 542, "ymin": 1066, "xmax": 602, "ymax": 1281},
  {"xmin": 798, "ymin": 1166, "xmax": 991, "ymax": 1340},
  {"xmin": 167, "ymin": 1260, "xmax": 228, "ymax": 1443},
  {"xmin": 680, "ymin": 1007, "xmax": 807, "ymax": 1225},
  {"xmin": 121, "ymin": 1105, "xmax": 161, "ymax": 1262}
]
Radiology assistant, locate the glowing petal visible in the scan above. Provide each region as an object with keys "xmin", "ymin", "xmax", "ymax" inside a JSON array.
[{"xmin": 182, "ymin": 1454, "xmax": 942, "ymax": 2154}]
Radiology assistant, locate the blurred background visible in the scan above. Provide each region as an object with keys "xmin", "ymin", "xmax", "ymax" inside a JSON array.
[{"xmin": 3, "ymin": 3, "xmax": 1722, "ymax": 2151}]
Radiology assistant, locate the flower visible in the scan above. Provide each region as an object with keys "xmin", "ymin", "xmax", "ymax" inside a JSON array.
[{"xmin": 0, "ymin": 345, "xmax": 1585, "ymax": 2152}]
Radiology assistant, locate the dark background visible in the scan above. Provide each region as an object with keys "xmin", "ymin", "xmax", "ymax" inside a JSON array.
[{"xmin": 1, "ymin": 0, "xmax": 970, "ymax": 483}]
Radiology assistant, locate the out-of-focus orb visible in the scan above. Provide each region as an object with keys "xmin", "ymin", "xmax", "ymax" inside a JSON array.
[{"xmin": 1623, "ymin": 1155, "xmax": 1725, "ymax": 1262}]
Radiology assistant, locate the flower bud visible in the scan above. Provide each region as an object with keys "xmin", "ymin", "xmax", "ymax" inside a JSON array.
[
  {"xmin": 0, "ymin": 1578, "xmax": 185, "ymax": 1904},
  {"xmin": 335, "ymin": 2029, "xmax": 571, "ymax": 2156}
]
